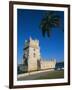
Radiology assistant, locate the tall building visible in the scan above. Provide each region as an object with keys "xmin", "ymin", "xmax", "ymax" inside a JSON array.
[
  {"xmin": 22, "ymin": 37, "xmax": 56, "ymax": 72},
  {"xmin": 23, "ymin": 37, "xmax": 41, "ymax": 71}
]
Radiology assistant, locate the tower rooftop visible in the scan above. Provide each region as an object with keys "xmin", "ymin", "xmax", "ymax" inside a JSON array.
[{"xmin": 24, "ymin": 37, "xmax": 39, "ymax": 49}]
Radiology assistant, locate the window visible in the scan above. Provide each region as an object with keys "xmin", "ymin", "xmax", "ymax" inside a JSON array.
[{"xmin": 33, "ymin": 53, "xmax": 35, "ymax": 57}]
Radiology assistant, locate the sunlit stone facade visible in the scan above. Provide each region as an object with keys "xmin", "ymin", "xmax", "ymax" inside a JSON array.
[
  {"xmin": 22, "ymin": 37, "xmax": 56, "ymax": 72},
  {"xmin": 40, "ymin": 59, "xmax": 56, "ymax": 70}
]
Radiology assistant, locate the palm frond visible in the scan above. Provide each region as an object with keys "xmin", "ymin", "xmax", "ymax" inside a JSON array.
[
  {"xmin": 47, "ymin": 28, "xmax": 51, "ymax": 37},
  {"xmin": 42, "ymin": 28, "xmax": 46, "ymax": 37},
  {"xmin": 40, "ymin": 11, "xmax": 62, "ymax": 38}
]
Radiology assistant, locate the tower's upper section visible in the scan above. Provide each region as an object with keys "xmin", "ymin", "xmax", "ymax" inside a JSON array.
[
  {"xmin": 29, "ymin": 37, "xmax": 39, "ymax": 49},
  {"xmin": 24, "ymin": 37, "xmax": 40, "ymax": 49}
]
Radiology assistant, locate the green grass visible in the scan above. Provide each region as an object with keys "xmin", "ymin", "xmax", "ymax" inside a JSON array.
[
  {"xmin": 17, "ymin": 70, "xmax": 64, "ymax": 80},
  {"xmin": 36, "ymin": 70, "xmax": 64, "ymax": 79}
]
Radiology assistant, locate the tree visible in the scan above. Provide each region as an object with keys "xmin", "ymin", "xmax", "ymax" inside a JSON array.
[{"xmin": 40, "ymin": 11, "xmax": 62, "ymax": 37}]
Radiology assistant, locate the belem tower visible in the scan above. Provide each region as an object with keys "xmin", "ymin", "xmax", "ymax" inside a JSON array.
[{"xmin": 22, "ymin": 37, "xmax": 56, "ymax": 72}]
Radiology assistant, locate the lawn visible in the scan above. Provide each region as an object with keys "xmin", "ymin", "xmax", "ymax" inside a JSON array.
[
  {"xmin": 17, "ymin": 70, "xmax": 64, "ymax": 80},
  {"xmin": 35, "ymin": 70, "xmax": 64, "ymax": 79}
]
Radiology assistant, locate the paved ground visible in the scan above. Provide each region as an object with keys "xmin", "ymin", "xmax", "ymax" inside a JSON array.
[{"xmin": 17, "ymin": 70, "xmax": 64, "ymax": 80}]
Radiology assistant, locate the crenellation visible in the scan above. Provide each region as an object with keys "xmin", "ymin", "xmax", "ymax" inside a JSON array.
[{"xmin": 22, "ymin": 37, "xmax": 56, "ymax": 72}]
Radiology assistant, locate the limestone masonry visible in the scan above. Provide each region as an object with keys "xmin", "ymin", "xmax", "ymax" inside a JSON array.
[{"xmin": 22, "ymin": 37, "xmax": 56, "ymax": 72}]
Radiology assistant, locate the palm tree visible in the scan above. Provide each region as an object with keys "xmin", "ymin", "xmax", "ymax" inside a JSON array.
[{"xmin": 40, "ymin": 11, "xmax": 62, "ymax": 37}]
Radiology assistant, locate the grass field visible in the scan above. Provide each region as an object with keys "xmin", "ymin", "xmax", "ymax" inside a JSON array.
[
  {"xmin": 35, "ymin": 70, "xmax": 64, "ymax": 79},
  {"xmin": 17, "ymin": 70, "xmax": 64, "ymax": 80}
]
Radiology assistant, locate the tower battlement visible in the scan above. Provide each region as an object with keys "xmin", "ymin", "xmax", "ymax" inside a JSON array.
[
  {"xmin": 23, "ymin": 37, "xmax": 41, "ymax": 71},
  {"xmin": 41, "ymin": 58, "xmax": 56, "ymax": 62},
  {"xmin": 23, "ymin": 37, "xmax": 56, "ymax": 72},
  {"xmin": 24, "ymin": 37, "xmax": 39, "ymax": 49}
]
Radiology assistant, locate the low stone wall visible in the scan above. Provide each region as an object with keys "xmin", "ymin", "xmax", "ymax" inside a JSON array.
[
  {"xmin": 17, "ymin": 69, "xmax": 54, "ymax": 79},
  {"xmin": 40, "ymin": 60, "xmax": 56, "ymax": 70}
]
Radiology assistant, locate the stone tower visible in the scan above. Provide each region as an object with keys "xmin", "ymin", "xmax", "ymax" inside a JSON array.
[{"xmin": 23, "ymin": 37, "xmax": 41, "ymax": 72}]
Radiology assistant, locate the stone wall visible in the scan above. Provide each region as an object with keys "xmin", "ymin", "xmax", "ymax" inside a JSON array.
[
  {"xmin": 40, "ymin": 60, "xmax": 56, "ymax": 70},
  {"xmin": 27, "ymin": 37, "xmax": 41, "ymax": 71},
  {"xmin": 23, "ymin": 37, "xmax": 56, "ymax": 72}
]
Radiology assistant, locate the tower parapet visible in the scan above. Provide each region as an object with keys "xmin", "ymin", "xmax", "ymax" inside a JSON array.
[
  {"xmin": 22, "ymin": 37, "xmax": 56, "ymax": 72},
  {"xmin": 40, "ymin": 58, "xmax": 56, "ymax": 70}
]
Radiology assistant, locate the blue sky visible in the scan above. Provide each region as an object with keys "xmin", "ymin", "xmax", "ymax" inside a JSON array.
[{"xmin": 17, "ymin": 9, "xmax": 64, "ymax": 64}]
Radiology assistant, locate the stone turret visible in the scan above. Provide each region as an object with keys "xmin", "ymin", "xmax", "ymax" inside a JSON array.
[
  {"xmin": 23, "ymin": 37, "xmax": 41, "ymax": 71},
  {"xmin": 22, "ymin": 37, "xmax": 56, "ymax": 72}
]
